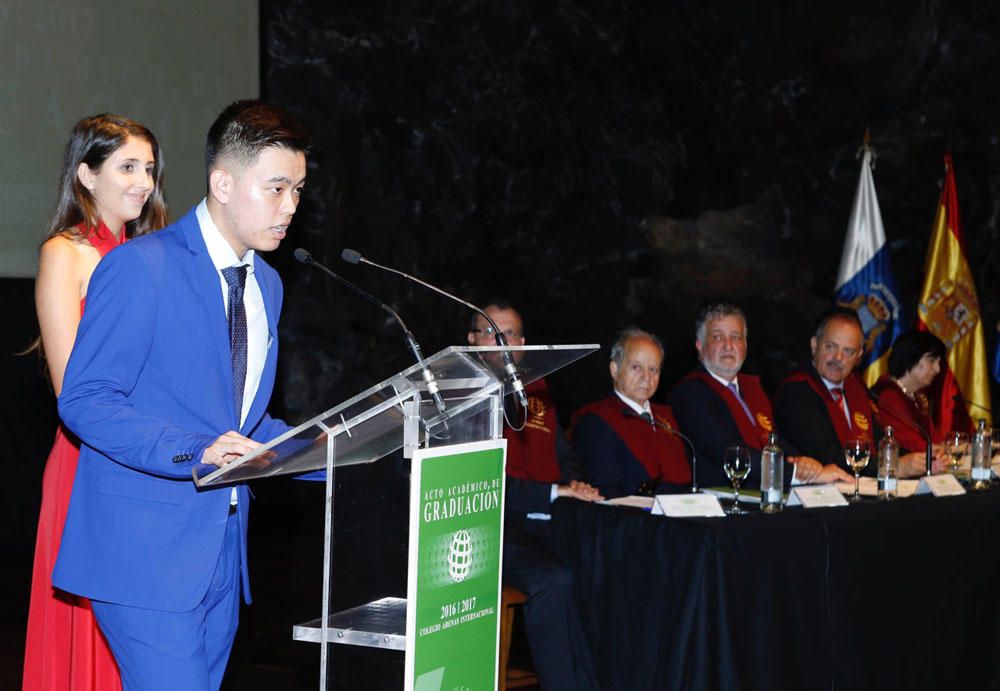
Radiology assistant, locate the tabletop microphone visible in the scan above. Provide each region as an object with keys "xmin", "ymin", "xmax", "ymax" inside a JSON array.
[
  {"xmin": 869, "ymin": 389, "xmax": 932, "ymax": 476},
  {"xmin": 621, "ymin": 407, "xmax": 700, "ymax": 493},
  {"xmin": 952, "ymin": 393, "xmax": 993, "ymax": 416},
  {"xmin": 294, "ymin": 248, "xmax": 447, "ymax": 415},
  {"xmin": 340, "ymin": 248, "xmax": 530, "ymax": 410}
]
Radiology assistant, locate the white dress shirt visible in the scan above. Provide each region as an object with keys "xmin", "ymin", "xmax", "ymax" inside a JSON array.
[
  {"xmin": 707, "ymin": 369, "xmax": 736, "ymax": 390},
  {"xmin": 196, "ymin": 200, "xmax": 267, "ymax": 428},
  {"xmin": 196, "ymin": 200, "xmax": 268, "ymax": 507}
]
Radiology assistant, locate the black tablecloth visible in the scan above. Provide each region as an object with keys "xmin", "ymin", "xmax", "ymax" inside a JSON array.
[{"xmin": 550, "ymin": 490, "xmax": 1000, "ymax": 691}]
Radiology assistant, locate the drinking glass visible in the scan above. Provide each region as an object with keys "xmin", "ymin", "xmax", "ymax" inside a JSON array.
[
  {"xmin": 844, "ymin": 439, "xmax": 871, "ymax": 503},
  {"xmin": 945, "ymin": 431, "xmax": 968, "ymax": 477},
  {"xmin": 723, "ymin": 445, "xmax": 752, "ymax": 515}
]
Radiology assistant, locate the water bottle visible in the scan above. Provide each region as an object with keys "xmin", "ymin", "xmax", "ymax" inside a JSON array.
[
  {"xmin": 970, "ymin": 418, "xmax": 992, "ymax": 490},
  {"xmin": 877, "ymin": 426, "xmax": 899, "ymax": 500},
  {"xmin": 760, "ymin": 432, "xmax": 784, "ymax": 513}
]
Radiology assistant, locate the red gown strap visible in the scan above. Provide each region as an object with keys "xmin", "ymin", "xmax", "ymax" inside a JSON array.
[{"xmin": 81, "ymin": 221, "xmax": 127, "ymax": 257}]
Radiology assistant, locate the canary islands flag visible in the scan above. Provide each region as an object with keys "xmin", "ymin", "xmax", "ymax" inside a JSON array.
[{"xmin": 834, "ymin": 143, "xmax": 904, "ymax": 387}]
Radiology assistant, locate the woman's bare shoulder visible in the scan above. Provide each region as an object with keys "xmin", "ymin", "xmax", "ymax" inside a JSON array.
[{"xmin": 40, "ymin": 231, "xmax": 96, "ymax": 261}]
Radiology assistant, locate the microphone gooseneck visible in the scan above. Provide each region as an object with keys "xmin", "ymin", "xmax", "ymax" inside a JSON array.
[
  {"xmin": 952, "ymin": 393, "xmax": 994, "ymax": 416},
  {"xmin": 869, "ymin": 388, "xmax": 933, "ymax": 476},
  {"xmin": 295, "ymin": 248, "xmax": 447, "ymax": 415},
  {"xmin": 621, "ymin": 407, "xmax": 699, "ymax": 493},
  {"xmin": 340, "ymin": 248, "xmax": 530, "ymax": 411}
]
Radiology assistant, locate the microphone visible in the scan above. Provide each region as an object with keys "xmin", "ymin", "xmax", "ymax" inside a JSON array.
[
  {"xmin": 869, "ymin": 388, "xmax": 932, "ymax": 476},
  {"xmin": 952, "ymin": 393, "xmax": 993, "ymax": 415},
  {"xmin": 621, "ymin": 407, "xmax": 700, "ymax": 493},
  {"xmin": 294, "ymin": 248, "xmax": 447, "ymax": 415},
  {"xmin": 340, "ymin": 248, "xmax": 530, "ymax": 409}
]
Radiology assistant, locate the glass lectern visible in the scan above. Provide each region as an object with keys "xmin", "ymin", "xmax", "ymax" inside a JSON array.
[{"xmin": 193, "ymin": 344, "xmax": 597, "ymax": 690}]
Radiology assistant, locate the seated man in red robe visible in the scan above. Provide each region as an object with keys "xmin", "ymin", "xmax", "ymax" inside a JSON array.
[
  {"xmin": 776, "ymin": 307, "xmax": 942, "ymax": 477},
  {"xmin": 669, "ymin": 301, "xmax": 850, "ymax": 489},
  {"xmin": 776, "ymin": 308, "xmax": 877, "ymax": 470},
  {"xmin": 571, "ymin": 327, "xmax": 690, "ymax": 498},
  {"xmin": 468, "ymin": 301, "xmax": 600, "ymax": 691}
]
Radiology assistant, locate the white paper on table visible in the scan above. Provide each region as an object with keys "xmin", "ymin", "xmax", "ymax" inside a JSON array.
[
  {"xmin": 916, "ymin": 473, "xmax": 966, "ymax": 497},
  {"xmin": 787, "ymin": 484, "xmax": 849, "ymax": 508},
  {"xmin": 600, "ymin": 495, "xmax": 655, "ymax": 510},
  {"xmin": 652, "ymin": 493, "xmax": 726, "ymax": 517},
  {"xmin": 896, "ymin": 479, "xmax": 920, "ymax": 498},
  {"xmin": 833, "ymin": 476, "xmax": 879, "ymax": 497}
]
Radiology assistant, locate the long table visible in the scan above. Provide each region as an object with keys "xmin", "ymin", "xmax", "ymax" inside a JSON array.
[{"xmin": 550, "ymin": 489, "xmax": 1000, "ymax": 691}]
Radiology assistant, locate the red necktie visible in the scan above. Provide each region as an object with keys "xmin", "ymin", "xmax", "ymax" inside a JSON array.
[{"xmin": 830, "ymin": 387, "xmax": 851, "ymax": 428}]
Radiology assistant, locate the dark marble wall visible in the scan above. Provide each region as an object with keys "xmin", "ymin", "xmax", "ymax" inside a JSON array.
[{"xmin": 262, "ymin": 0, "xmax": 1000, "ymax": 425}]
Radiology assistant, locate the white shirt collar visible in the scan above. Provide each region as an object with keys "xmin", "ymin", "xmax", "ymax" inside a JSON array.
[
  {"xmin": 614, "ymin": 389, "xmax": 652, "ymax": 417},
  {"xmin": 705, "ymin": 367, "xmax": 737, "ymax": 389},
  {"xmin": 819, "ymin": 375, "xmax": 843, "ymax": 392},
  {"xmin": 196, "ymin": 199, "xmax": 255, "ymax": 272}
]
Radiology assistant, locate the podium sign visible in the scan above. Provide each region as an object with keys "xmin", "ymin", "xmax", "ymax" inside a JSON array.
[{"xmin": 405, "ymin": 440, "xmax": 506, "ymax": 691}]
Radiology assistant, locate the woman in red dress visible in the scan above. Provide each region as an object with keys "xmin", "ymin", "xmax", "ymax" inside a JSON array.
[{"xmin": 22, "ymin": 114, "xmax": 168, "ymax": 690}]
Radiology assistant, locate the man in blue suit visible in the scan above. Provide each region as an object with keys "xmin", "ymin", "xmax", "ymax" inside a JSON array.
[{"xmin": 55, "ymin": 100, "xmax": 310, "ymax": 690}]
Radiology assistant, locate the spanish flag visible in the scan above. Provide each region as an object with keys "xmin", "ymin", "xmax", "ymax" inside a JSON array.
[{"xmin": 917, "ymin": 153, "xmax": 992, "ymax": 431}]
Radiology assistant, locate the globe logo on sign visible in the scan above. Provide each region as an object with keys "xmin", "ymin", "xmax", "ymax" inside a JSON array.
[{"xmin": 448, "ymin": 529, "xmax": 474, "ymax": 583}]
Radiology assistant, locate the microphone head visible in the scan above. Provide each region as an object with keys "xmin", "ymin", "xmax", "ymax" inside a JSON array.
[
  {"xmin": 294, "ymin": 248, "xmax": 313, "ymax": 264},
  {"xmin": 341, "ymin": 248, "xmax": 362, "ymax": 264}
]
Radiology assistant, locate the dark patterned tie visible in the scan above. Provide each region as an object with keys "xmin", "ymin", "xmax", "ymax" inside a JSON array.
[
  {"xmin": 640, "ymin": 411, "xmax": 654, "ymax": 425},
  {"xmin": 222, "ymin": 265, "xmax": 248, "ymax": 422}
]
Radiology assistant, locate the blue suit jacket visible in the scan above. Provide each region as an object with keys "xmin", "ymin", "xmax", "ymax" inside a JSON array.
[{"xmin": 54, "ymin": 206, "xmax": 290, "ymax": 612}]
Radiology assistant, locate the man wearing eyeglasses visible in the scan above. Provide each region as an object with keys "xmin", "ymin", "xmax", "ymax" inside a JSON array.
[
  {"xmin": 775, "ymin": 307, "xmax": 876, "ymax": 469},
  {"xmin": 467, "ymin": 301, "xmax": 600, "ymax": 691}
]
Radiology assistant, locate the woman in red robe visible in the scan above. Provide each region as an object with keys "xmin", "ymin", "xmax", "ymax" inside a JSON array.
[{"xmin": 871, "ymin": 330, "xmax": 949, "ymax": 467}]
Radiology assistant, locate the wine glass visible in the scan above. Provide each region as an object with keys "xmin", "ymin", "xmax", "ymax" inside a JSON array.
[
  {"xmin": 945, "ymin": 431, "xmax": 968, "ymax": 477},
  {"xmin": 844, "ymin": 439, "xmax": 871, "ymax": 503},
  {"xmin": 723, "ymin": 445, "xmax": 751, "ymax": 515}
]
